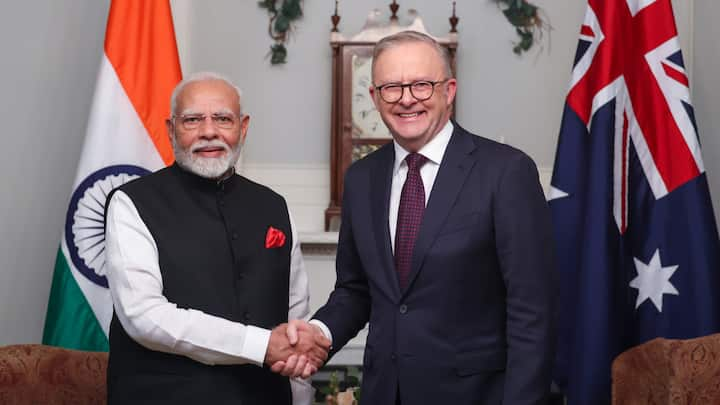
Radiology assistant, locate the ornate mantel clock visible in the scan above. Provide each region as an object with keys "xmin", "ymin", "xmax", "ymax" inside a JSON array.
[{"xmin": 325, "ymin": 1, "xmax": 459, "ymax": 230}]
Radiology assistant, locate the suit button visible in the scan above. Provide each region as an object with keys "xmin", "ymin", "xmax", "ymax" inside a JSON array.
[
  {"xmin": 399, "ymin": 304, "xmax": 408, "ymax": 314},
  {"xmin": 391, "ymin": 354, "xmax": 397, "ymax": 361},
  {"xmin": 218, "ymin": 199, "xmax": 225, "ymax": 207},
  {"xmin": 243, "ymin": 311, "xmax": 251, "ymax": 322},
  {"xmin": 232, "ymin": 233, "xmax": 238, "ymax": 240}
]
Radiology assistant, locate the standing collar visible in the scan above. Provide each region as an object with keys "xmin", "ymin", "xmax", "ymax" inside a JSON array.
[
  {"xmin": 171, "ymin": 162, "xmax": 238, "ymax": 191},
  {"xmin": 393, "ymin": 120, "xmax": 454, "ymax": 173}
]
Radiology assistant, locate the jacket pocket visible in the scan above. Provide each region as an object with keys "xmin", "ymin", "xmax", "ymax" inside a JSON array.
[{"xmin": 453, "ymin": 349, "xmax": 506, "ymax": 377}]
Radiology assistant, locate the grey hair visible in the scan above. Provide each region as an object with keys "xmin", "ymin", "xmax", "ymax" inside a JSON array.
[
  {"xmin": 371, "ymin": 30, "xmax": 453, "ymax": 82},
  {"xmin": 170, "ymin": 71, "xmax": 243, "ymax": 115}
]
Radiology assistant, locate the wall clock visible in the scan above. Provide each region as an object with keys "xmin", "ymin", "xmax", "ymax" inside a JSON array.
[{"xmin": 325, "ymin": 3, "xmax": 458, "ymax": 230}]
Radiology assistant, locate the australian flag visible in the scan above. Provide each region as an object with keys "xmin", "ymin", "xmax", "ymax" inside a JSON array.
[{"xmin": 549, "ymin": 0, "xmax": 720, "ymax": 403}]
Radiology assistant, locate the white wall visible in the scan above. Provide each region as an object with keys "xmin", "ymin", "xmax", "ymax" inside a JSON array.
[
  {"xmin": 173, "ymin": 0, "xmax": 586, "ymax": 168},
  {"xmin": 693, "ymin": 0, "xmax": 720, "ymax": 221},
  {"xmin": 0, "ymin": 0, "xmax": 710, "ymax": 345},
  {"xmin": 0, "ymin": 1, "xmax": 110, "ymax": 345}
]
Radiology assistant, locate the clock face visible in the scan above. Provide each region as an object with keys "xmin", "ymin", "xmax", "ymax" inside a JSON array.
[{"xmin": 351, "ymin": 55, "xmax": 391, "ymax": 139}]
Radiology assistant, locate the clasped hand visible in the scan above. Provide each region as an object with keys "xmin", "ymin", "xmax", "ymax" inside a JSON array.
[{"xmin": 264, "ymin": 319, "xmax": 330, "ymax": 378}]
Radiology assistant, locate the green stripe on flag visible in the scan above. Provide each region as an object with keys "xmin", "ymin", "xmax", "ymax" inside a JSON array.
[{"xmin": 43, "ymin": 249, "xmax": 109, "ymax": 351}]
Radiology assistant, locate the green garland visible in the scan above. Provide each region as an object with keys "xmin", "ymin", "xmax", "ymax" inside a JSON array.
[
  {"xmin": 258, "ymin": 1, "xmax": 545, "ymax": 61},
  {"xmin": 258, "ymin": 0, "xmax": 303, "ymax": 64},
  {"xmin": 493, "ymin": 0, "xmax": 547, "ymax": 55}
]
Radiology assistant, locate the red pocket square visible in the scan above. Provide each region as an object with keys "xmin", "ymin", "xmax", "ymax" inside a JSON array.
[{"xmin": 265, "ymin": 226, "xmax": 286, "ymax": 248}]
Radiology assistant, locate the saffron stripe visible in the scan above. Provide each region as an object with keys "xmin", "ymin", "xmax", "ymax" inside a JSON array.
[{"xmin": 104, "ymin": 0, "xmax": 181, "ymax": 165}]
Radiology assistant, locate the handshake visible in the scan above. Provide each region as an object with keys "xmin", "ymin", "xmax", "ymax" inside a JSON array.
[{"xmin": 264, "ymin": 319, "xmax": 331, "ymax": 379}]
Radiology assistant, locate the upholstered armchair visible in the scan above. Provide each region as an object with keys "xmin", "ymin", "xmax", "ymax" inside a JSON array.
[
  {"xmin": 612, "ymin": 333, "xmax": 720, "ymax": 404},
  {"xmin": 0, "ymin": 344, "xmax": 107, "ymax": 405}
]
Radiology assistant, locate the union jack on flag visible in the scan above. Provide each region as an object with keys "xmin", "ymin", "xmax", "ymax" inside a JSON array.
[{"xmin": 549, "ymin": 0, "xmax": 720, "ymax": 402}]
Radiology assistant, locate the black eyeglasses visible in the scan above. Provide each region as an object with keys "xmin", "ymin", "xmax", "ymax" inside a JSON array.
[{"xmin": 374, "ymin": 79, "xmax": 450, "ymax": 103}]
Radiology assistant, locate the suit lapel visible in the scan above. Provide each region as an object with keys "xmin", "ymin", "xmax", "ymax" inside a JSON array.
[
  {"xmin": 369, "ymin": 145, "xmax": 401, "ymax": 298},
  {"xmin": 404, "ymin": 126, "xmax": 478, "ymax": 295}
]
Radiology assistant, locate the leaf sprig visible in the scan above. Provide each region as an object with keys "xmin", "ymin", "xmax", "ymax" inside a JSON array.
[
  {"xmin": 258, "ymin": 0, "xmax": 303, "ymax": 64},
  {"xmin": 492, "ymin": 0, "xmax": 548, "ymax": 55}
]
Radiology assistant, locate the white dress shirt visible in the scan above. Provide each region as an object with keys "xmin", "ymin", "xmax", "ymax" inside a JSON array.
[
  {"xmin": 105, "ymin": 190, "xmax": 314, "ymax": 404},
  {"xmin": 389, "ymin": 120, "xmax": 454, "ymax": 253},
  {"xmin": 310, "ymin": 120, "xmax": 454, "ymax": 344}
]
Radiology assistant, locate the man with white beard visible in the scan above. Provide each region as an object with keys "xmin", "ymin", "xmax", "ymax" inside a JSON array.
[{"xmin": 104, "ymin": 72, "xmax": 329, "ymax": 405}]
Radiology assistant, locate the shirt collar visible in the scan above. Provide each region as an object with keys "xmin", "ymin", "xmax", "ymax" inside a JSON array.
[
  {"xmin": 393, "ymin": 120, "xmax": 454, "ymax": 174},
  {"xmin": 172, "ymin": 162, "xmax": 238, "ymax": 191}
]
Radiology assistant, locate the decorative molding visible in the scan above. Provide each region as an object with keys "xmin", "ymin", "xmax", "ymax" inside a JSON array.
[
  {"xmin": 299, "ymin": 231, "xmax": 338, "ymax": 255},
  {"xmin": 330, "ymin": 5, "xmax": 457, "ymax": 45},
  {"xmin": 299, "ymin": 231, "xmax": 339, "ymax": 244},
  {"xmin": 239, "ymin": 163, "xmax": 329, "ymax": 233},
  {"xmin": 239, "ymin": 162, "xmax": 555, "ymax": 235}
]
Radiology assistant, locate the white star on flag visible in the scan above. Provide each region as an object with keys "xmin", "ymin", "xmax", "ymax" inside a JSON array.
[
  {"xmin": 548, "ymin": 186, "xmax": 569, "ymax": 201},
  {"xmin": 629, "ymin": 249, "xmax": 679, "ymax": 312}
]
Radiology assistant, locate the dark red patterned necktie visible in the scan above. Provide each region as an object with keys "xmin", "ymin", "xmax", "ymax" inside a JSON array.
[{"xmin": 395, "ymin": 153, "xmax": 427, "ymax": 290}]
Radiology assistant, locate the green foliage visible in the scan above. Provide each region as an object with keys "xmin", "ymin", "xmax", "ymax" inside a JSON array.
[
  {"xmin": 513, "ymin": 28, "xmax": 534, "ymax": 55},
  {"xmin": 270, "ymin": 44, "xmax": 287, "ymax": 64},
  {"xmin": 259, "ymin": 0, "xmax": 303, "ymax": 65},
  {"xmin": 502, "ymin": 2, "xmax": 537, "ymax": 27},
  {"xmin": 319, "ymin": 370, "xmax": 341, "ymax": 397},
  {"xmin": 492, "ymin": 0, "xmax": 546, "ymax": 55},
  {"xmin": 281, "ymin": 0, "xmax": 302, "ymax": 20},
  {"xmin": 347, "ymin": 366, "xmax": 361, "ymax": 401},
  {"xmin": 274, "ymin": 15, "xmax": 290, "ymax": 33},
  {"xmin": 257, "ymin": 0, "xmax": 275, "ymax": 12},
  {"xmin": 318, "ymin": 367, "xmax": 362, "ymax": 403},
  {"xmin": 346, "ymin": 366, "xmax": 361, "ymax": 388}
]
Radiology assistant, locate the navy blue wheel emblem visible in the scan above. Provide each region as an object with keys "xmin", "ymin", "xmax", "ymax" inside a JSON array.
[{"xmin": 65, "ymin": 165, "xmax": 150, "ymax": 288}]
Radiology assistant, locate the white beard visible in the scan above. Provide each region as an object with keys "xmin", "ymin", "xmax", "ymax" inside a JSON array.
[{"xmin": 172, "ymin": 137, "xmax": 242, "ymax": 179}]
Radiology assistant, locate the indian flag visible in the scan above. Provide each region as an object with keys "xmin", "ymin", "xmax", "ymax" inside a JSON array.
[{"xmin": 42, "ymin": 0, "xmax": 182, "ymax": 350}]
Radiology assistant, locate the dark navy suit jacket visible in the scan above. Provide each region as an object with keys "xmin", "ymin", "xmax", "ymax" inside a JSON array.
[{"xmin": 314, "ymin": 123, "xmax": 556, "ymax": 405}]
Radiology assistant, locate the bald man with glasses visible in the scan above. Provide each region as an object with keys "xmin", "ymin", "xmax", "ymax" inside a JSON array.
[{"xmin": 105, "ymin": 72, "xmax": 329, "ymax": 405}]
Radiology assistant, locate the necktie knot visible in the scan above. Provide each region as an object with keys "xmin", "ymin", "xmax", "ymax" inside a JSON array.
[{"xmin": 405, "ymin": 153, "xmax": 427, "ymax": 172}]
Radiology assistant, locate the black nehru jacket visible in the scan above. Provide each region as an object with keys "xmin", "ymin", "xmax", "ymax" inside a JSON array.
[{"xmin": 106, "ymin": 163, "xmax": 293, "ymax": 405}]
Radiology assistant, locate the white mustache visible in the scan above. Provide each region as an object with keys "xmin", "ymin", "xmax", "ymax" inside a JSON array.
[{"xmin": 190, "ymin": 140, "xmax": 230, "ymax": 154}]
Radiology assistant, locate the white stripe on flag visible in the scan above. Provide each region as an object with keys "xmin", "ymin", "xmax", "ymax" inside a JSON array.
[{"xmin": 66, "ymin": 54, "xmax": 166, "ymax": 336}]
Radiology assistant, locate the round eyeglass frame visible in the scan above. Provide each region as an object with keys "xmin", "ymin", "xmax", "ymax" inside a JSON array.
[{"xmin": 374, "ymin": 79, "xmax": 450, "ymax": 103}]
